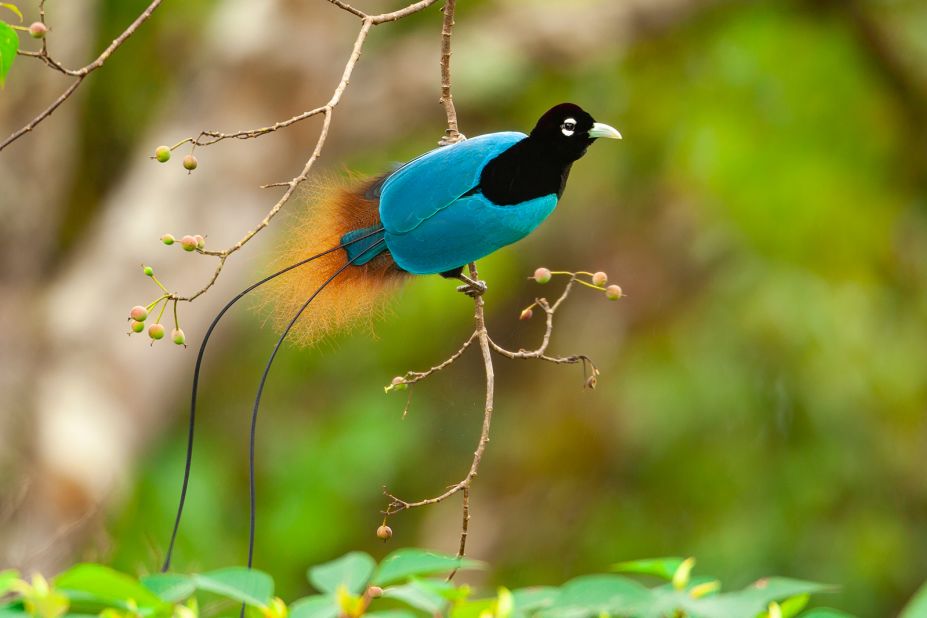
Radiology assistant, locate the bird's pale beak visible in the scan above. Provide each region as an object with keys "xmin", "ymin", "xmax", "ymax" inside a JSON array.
[{"xmin": 589, "ymin": 122, "xmax": 622, "ymax": 140}]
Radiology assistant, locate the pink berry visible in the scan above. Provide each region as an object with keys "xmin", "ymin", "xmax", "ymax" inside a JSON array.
[
  {"xmin": 376, "ymin": 525, "xmax": 392, "ymax": 540},
  {"xmin": 605, "ymin": 285, "xmax": 623, "ymax": 300},
  {"xmin": 28, "ymin": 22, "xmax": 47, "ymax": 39},
  {"xmin": 193, "ymin": 234, "xmax": 206, "ymax": 250},
  {"xmin": 592, "ymin": 271, "xmax": 608, "ymax": 287},
  {"xmin": 533, "ymin": 267, "xmax": 552, "ymax": 284},
  {"xmin": 180, "ymin": 235, "xmax": 197, "ymax": 252},
  {"xmin": 367, "ymin": 586, "xmax": 383, "ymax": 598},
  {"xmin": 148, "ymin": 323, "xmax": 165, "ymax": 340},
  {"xmin": 172, "ymin": 328, "xmax": 186, "ymax": 346},
  {"xmin": 129, "ymin": 306, "xmax": 148, "ymax": 321}
]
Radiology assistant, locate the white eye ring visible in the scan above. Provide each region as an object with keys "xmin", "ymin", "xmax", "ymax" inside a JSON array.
[{"xmin": 561, "ymin": 117, "xmax": 576, "ymax": 137}]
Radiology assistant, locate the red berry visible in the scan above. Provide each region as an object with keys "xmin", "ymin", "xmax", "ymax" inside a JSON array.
[
  {"xmin": 172, "ymin": 328, "xmax": 186, "ymax": 346},
  {"xmin": 605, "ymin": 285, "xmax": 623, "ymax": 300},
  {"xmin": 376, "ymin": 525, "xmax": 392, "ymax": 540},
  {"xmin": 148, "ymin": 324, "xmax": 165, "ymax": 340},
  {"xmin": 155, "ymin": 146, "xmax": 171, "ymax": 163},
  {"xmin": 129, "ymin": 306, "xmax": 148, "ymax": 321},
  {"xmin": 519, "ymin": 308, "xmax": 533, "ymax": 320},
  {"xmin": 180, "ymin": 235, "xmax": 197, "ymax": 252},
  {"xmin": 533, "ymin": 267, "xmax": 552, "ymax": 284},
  {"xmin": 130, "ymin": 320, "xmax": 145, "ymax": 333},
  {"xmin": 28, "ymin": 22, "xmax": 47, "ymax": 39},
  {"xmin": 182, "ymin": 155, "xmax": 198, "ymax": 171},
  {"xmin": 592, "ymin": 271, "xmax": 608, "ymax": 287}
]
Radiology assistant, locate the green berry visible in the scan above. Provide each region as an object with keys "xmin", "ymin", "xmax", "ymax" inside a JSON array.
[
  {"xmin": 172, "ymin": 328, "xmax": 186, "ymax": 345},
  {"xmin": 605, "ymin": 284, "xmax": 623, "ymax": 300},
  {"xmin": 129, "ymin": 305, "xmax": 148, "ymax": 321},
  {"xmin": 183, "ymin": 155, "xmax": 198, "ymax": 171},
  {"xmin": 592, "ymin": 271, "xmax": 608, "ymax": 287},
  {"xmin": 143, "ymin": 265, "xmax": 154, "ymax": 277},
  {"xmin": 533, "ymin": 267, "xmax": 552, "ymax": 284},
  {"xmin": 193, "ymin": 234, "xmax": 206, "ymax": 250},
  {"xmin": 28, "ymin": 22, "xmax": 48, "ymax": 39},
  {"xmin": 376, "ymin": 525, "xmax": 392, "ymax": 540},
  {"xmin": 161, "ymin": 233, "xmax": 175, "ymax": 245},
  {"xmin": 130, "ymin": 320, "xmax": 145, "ymax": 333},
  {"xmin": 180, "ymin": 235, "xmax": 197, "ymax": 252},
  {"xmin": 155, "ymin": 146, "xmax": 171, "ymax": 163},
  {"xmin": 148, "ymin": 323, "xmax": 165, "ymax": 340}
]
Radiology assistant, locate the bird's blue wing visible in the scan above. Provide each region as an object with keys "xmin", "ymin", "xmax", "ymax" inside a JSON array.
[{"xmin": 378, "ymin": 131, "xmax": 526, "ymax": 234}]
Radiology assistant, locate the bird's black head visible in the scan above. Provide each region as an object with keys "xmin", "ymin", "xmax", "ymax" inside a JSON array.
[{"xmin": 529, "ymin": 103, "xmax": 622, "ymax": 163}]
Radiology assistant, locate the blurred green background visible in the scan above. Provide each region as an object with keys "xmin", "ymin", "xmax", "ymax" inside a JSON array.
[{"xmin": 4, "ymin": 0, "xmax": 927, "ymax": 616}]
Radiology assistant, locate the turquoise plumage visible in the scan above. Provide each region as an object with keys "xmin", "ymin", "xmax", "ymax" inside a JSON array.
[{"xmin": 345, "ymin": 132, "xmax": 559, "ymax": 274}]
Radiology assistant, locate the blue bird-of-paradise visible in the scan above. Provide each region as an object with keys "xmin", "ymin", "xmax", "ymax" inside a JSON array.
[{"xmin": 160, "ymin": 103, "xmax": 622, "ymax": 574}]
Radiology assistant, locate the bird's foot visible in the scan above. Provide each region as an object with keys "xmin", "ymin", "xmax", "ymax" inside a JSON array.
[{"xmin": 456, "ymin": 275, "xmax": 487, "ymax": 297}]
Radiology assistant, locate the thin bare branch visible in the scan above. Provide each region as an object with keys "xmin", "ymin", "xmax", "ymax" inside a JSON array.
[
  {"xmin": 1, "ymin": 0, "xmax": 164, "ymax": 151},
  {"xmin": 156, "ymin": 0, "xmax": 442, "ymax": 303},
  {"xmin": 382, "ymin": 268, "xmax": 615, "ymax": 570},
  {"xmin": 438, "ymin": 0, "xmax": 461, "ymax": 145},
  {"xmin": 382, "ymin": 263, "xmax": 496, "ymax": 575}
]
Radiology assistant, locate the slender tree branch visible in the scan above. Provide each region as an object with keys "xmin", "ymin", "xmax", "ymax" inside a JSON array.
[
  {"xmin": 382, "ymin": 269, "xmax": 616, "ymax": 570},
  {"xmin": 438, "ymin": 0, "xmax": 461, "ymax": 145},
  {"xmin": 1, "ymin": 0, "xmax": 164, "ymax": 151},
  {"xmin": 151, "ymin": 0, "xmax": 441, "ymax": 304}
]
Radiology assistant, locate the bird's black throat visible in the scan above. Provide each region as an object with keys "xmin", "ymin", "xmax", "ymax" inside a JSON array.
[{"xmin": 475, "ymin": 136, "xmax": 587, "ymax": 206}]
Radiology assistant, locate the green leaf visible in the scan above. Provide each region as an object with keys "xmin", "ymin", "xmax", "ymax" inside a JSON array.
[
  {"xmin": 510, "ymin": 587, "xmax": 559, "ymax": 614},
  {"xmin": 0, "ymin": 20, "xmax": 19, "ymax": 87},
  {"xmin": 140, "ymin": 574, "xmax": 196, "ymax": 603},
  {"xmin": 289, "ymin": 595, "xmax": 338, "ymax": 618},
  {"xmin": 308, "ymin": 552, "xmax": 375, "ymax": 596},
  {"xmin": 383, "ymin": 581, "xmax": 448, "ymax": 614},
  {"xmin": 372, "ymin": 549, "xmax": 483, "ymax": 586},
  {"xmin": 450, "ymin": 598, "xmax": 496, "ymax": 618},
  {"xmin": 779, "ymin": 594, "xmax": 810, "ymax": 618},
  {"xmin": 611, "ymin": 557, "xmax": 685, "ymax": 581},
  {"xmin": 799, "ymin": 610, "xmax": 857, "ymax": 618},
  {"xmin": 0, "ymin": 608, "xmax": 27, "ymax": 618},
  {"xmin": 0, "ymin": 570, "xmax": 19, "ymax": 596},
  {"xmin": 693, "ymin": 578, "xmax": 835, "ymax": 618},
  {"xmin": 54, "ymin": 564, "xmax": 166, "ymax": 611},
  {"xmin": 366, "ymin": 612, "xmax": 419, "ymax": 618},
  {"xmin": 901, "ymin": 579, "xmax": 927, "ymax": 618},
  {"xmin": 0, "ymin": 4, "xmax": 22, "ymax": 21},
  {"xmin": 192, "ymin": 568, "xmax": 273, "ymax": 608},
  {"xmin": 540, "ymin": 575, "xmax": 653, "ymax": 617}
]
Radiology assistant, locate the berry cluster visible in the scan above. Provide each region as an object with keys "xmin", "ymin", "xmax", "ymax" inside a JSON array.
[
  {"xmin": 160, "ymin": 233, "xmax": 206, "ymax": 252},
  {"xmin": 153, "ymin": 145, "xmax": 198, "ymax": 173},
  {"xmin": 126, "ymin": 265, "xmax": 186, "ymax": 346},
  {"xmin": 519, "ymin": 267, "xmax": 623, "ymax": 320}
]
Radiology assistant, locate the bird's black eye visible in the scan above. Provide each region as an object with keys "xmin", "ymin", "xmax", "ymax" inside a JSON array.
[{"xmin": 561, "ymin": 117, "xmax": 576, "ymax": 137}]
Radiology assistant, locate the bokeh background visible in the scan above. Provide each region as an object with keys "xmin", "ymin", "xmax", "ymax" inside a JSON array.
[{"xmin": 2, "ymin": 0, "xmax": 926, "ymax": 615}]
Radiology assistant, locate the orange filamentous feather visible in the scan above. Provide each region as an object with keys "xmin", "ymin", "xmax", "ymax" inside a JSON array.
[{"xmin": 256, "ymin": 175, "xmax": 407, "ymax": 347}]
